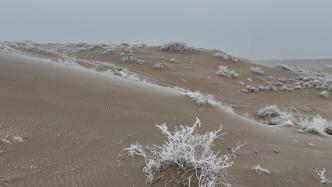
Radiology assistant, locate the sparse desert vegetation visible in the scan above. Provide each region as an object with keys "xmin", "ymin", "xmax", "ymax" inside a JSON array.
[
  {"xmin": 315, "ymin": 168, "xmax": 331, "ymax": 184},
  {"xmin": 319, "ymin": 90, "xmax": 329, "ymax": 98},
  {"xmin": 1, "ymin": 41, "xmax": 331, "ymax": 187},
  {"xmin": 125, "ymin": 118, "xmax": 234, "ymax": 187},
  {"xmin": 252, "ymin": 165, "xmax": 270, "ymax": 175},
  {"xmin": 250, "ymin": 66, "xmax": 265, "ymax": 75},
  {"xmin": 160, "ymin": 42, "xmax": 193, "ymax": 53},
  {"xmin": 256, "ymin": 105, "xmax": 332, "ymax": 136},
  {"xmin": 216, "ymin": 65, "xmax": 239, "ymax": 79},
  {"xmin": 153, "ymin": 62, "xmax": 169, "ymax": 70}
]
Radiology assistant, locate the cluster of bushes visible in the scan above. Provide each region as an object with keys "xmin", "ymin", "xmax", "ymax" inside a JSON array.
[
  {"xmin": 160, "ymin": 42, "xmax": 193, "ymax": 53},
  {"xmin": 256, "ymin": 105, "xmax": 332, "ymax": 136}
]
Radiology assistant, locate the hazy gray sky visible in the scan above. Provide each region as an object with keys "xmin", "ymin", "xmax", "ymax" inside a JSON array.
[{"xmin": 1, "ymin": 0, "xmax": 331, "ymax": 60}]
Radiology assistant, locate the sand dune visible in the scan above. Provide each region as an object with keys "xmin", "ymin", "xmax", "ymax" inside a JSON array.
[{"xmin": 0, "ymin": 44, "xmax": 332, "ymax": 187}]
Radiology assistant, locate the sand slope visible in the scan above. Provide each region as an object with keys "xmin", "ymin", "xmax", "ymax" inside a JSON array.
[{"xmin": 0, "ymin": 49, "xmax": 331, "ymax": 187}]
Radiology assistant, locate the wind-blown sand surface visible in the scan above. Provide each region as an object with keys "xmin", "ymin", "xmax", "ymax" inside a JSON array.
[{"xmin": 0, "ymin": 42, "xmax": 331, "ymax": 187}]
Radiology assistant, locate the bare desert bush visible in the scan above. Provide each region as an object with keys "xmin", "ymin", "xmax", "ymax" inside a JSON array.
[
  {"xmin": 216, "ymin": 65, "xmax": 239, "ymax": 79},
  {"xmin": 250, "ymin": 66, "xmax": 265, "ymax": 75},
  {"xmin": 315, "ymin": 168, "xmax": 331, "ymax": 184},
  {"xmin": 160, "ymin": 42, "xmax": 193, "ymax": 53},
  {"xmin": 252, "ymin": 165, "xmax": 270, "ymax": 175},
  {"xmin": 125, "ymin": 118, "xmax": 234, "ymax": 187}
]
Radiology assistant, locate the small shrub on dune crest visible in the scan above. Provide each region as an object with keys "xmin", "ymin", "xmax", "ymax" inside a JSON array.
[
  {"xmin": 177, "ymin": 89, "xmax": 234, "ymax": 113},
  {"xmin": 160, "ymin": 42, "xmax": 192, "ymax": 53},
  {"xmin": 124, "ymin": 118, "xmax": 234, "ymax": 187},
  {"xmin": 216, "ymin": 65, "xmax": 239, "ymax": 80}
]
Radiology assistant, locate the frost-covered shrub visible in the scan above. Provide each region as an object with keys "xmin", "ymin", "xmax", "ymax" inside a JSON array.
[
  {"xmin": 257, "ymin": 105, "xmax": 282, "ymax": 119},
  {"xmin": 178, "ymin": 89, "xmax": 234, "ymax": 113},
  {"xmin": 297, "ymin": 73, "xmax": 332, "ymax": 91},
  {"xmin": 315, "ymin": 168, "xmax": 331, "ymax": 184},
  {"xmin": 231, "ymin": 56, "xmax": 240, "ymax": 63},
  {"xmin": 229, "ymin": 142, "xmax": 247, "ymax": 154},
  {"xmin": 277, "ymin": 64, "xmax": 293, "ymax": 72},
  {"xmin": 280, "ymin": 85, "xmax": 294, "ymax": 92},
  {"xmin": 319, "ymin": 90, "xmax": 329, "ymax": 98},
  {"xmin": 294, "ymin": 82, "xmax": 302, "ymax": 89},
  {"xmin": 153, "ymin": 63, "xmax": 169, "ymax": 70},
  {"xmin": 1, "ymin": 135, "xmax": 24, "ymax": 144},
  {"xmin": 252, "ymin": 165, "xmax": 270, "ymax": 175},
  {"xmin": 214, "ymin": 51, "xmax": 240, "ymax": 63},
  {"xmin": 216, "ymin": 65, "xmax": 239, "ymax": 79},
  {"xmin": 137, "ymin": 59, "xmax": 145, "ymax": 64},
  {"xmin": 103, "ymin": 48, "xmax": 113, "ymax": 55},
  {"xmin": 258, "ymin": 82, "xmax": 277, "ymax": 92},
  {"xmin": 119, "ymin": 53, "xmax": 144, "ymax": 64},
  {"xmin": 275, "ymin": 82, "xmax": 284, "ymax": 87},
  {"xmin": 250, "ymin": 66, "xmax": 265, "ymax": 75},
  {"xmin": 256, "ymin": 105, "xmax": 295, "ymax": 126},
  {"xmin": 160, "ymin": 42, "xmax": 192, "ymax": 53},
  {"xmin": 241, "ymin": 85, "xmax": 258, "ymax": 93},
  {"xmin": 298, "ymin": 116, "xmax": 332, "ymax": 136},
  {"xmin": 214, "ymin": 52, "xmax": 229, "ymax": 60},
  {"xmin": 169, "ymin": 58, "xmax": 177, "ymax": 63},
  {"xmin": 125, "ymin": 118, "xmax": 234, "ymax": 187}
]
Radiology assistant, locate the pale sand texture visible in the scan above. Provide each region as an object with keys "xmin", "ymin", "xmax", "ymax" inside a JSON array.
[{"xmin": 0, "ymin": 45, "xmax": 331, "ymax": 186}]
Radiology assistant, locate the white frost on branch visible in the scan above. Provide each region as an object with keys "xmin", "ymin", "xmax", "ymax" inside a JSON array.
[
  {"xmin": 250, "ymin": 66, "xmax": 265, "ymax": 75},
  {"xmin": 315, "ymin": 168, "xmax": 331, "ymax": 184},
  {"xmin": 175, "ymin": 88, "xmax": 234, "ymax": 113},
  {"xmin": 299, "ymin": 116, "xmax": 332, "ymax": 136},
  {"xmin": 124, "ymin": 118, "xmax": 234, "ymax": 187},
  {"xmin": 252, "ymin": 165, "xmax": 270, "ymax": 175},
  {"xmin": 216, "ymin": 65, "xmax": 239, "ymax": 80},
  {"xmin": 319, "ymin": 90, "xmax": 329, "ymax": 98},
  {"xmin": 229, "ymin": 142, "xmax": 247, "ymax": 154}
]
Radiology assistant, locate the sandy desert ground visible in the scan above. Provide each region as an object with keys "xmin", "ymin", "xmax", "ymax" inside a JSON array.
[{"xmin": 0, "ymin": 41, "xmax": 331, "ymax": 187}]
